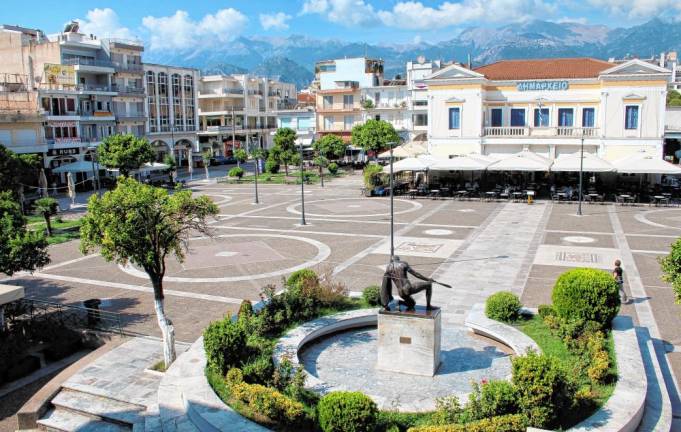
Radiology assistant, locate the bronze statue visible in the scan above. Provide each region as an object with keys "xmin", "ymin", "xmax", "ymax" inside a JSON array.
[{"xmin": 380, "ymin": 256, "xmax": 451, "ymax": 311}]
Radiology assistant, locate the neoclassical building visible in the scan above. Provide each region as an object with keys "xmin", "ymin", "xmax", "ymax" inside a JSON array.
[
  {"xmin": 424, "ymin": 58, "xmax": 671, "ymax": 161},
  {"xmin": 143, "ymin": 63, "xmax": 200, "ymax": 167}
]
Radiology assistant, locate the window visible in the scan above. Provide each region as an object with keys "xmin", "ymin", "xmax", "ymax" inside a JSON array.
[
  {"xmin": 491, "ymin": 108, "xmax": 502, "ymax": 127},
  {"xmin": 280, "ymin": 117, "xmax": 292, "ymax": 128},
  {"xmin": 582, "ymin": 108, "xmax": 595, "ymax": 128},
  {"xmin": 558, "ymin": 108, "xmax": 574, "ymax": 127},
  {"xmin": 511, "ymin": 109, "xmax": 526, "ymax": 127},
  {"xmin": 448, "ymin": 107, "xmax": 460, "ymax": 129},
  {"xmin": 413, "ymin": 113, "xmax": 428, "ymax": 126},
  {"xmin": 324, "ymin": 117, "xmax": 333, "ymax": 130},
  {"xmin": 374, "ymin": 92, "xmax": 381, "ymax": 104},
  {"xmin": 323, "ymin": 96, "xmax": 333, "ymax": 109},
  {"xmin": 533, "ymin": 108, "xmax": 549, "ymax": 127},
  {"xmin": 343, "ymin": 95, "xmax": 354, "ymax": 108},
  {"xmin": 374, "ymin": 114, "xmax": 381, "ymax": 121},
  {"xmin": 344, "ymin": 115, "xmax": 354, "ymax": 130},
  {"xmin": 625, "ymin": 106, "xmax": 639, "ymax": 130}
]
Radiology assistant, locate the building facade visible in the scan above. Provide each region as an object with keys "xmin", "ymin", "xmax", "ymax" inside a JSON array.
[
  {"xmin": 197, "ymin": 74, "xmax": 296, "ymax": 154},
  {"xmin": 406, "ymin": 58, "xmax": 444, "ymax": 141},
  {"xmin": 143, "ymin": 63, "xmax": 200, "ymax": 166},
  {"xmin": 424, "ymin": 58, "xmax": 670, "ymax": 161},
  {"xmin": 360, "ymin": 81, "xmax": 411, "ymax": 141},
  {"xmin": 276, "ymin": 106, "xmax": 315, "ymax": 146}
]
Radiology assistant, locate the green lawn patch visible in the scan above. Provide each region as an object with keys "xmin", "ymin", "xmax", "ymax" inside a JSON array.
[{"xmin": 28, "ymin": 218, "xmax": 82, "ymax": 245}]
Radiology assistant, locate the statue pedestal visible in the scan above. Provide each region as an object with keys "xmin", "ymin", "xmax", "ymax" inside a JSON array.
[{"xmin": 376, "ymin": 306, "xmax": 441, "ymax": 376}]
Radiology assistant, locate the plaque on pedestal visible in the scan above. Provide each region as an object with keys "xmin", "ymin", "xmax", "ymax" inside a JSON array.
[{"xmin": 376, "ymin": 306, "xmax": 441, "ymax": 376}]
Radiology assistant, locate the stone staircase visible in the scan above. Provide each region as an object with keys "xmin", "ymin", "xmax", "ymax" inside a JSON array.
[{"xmin": 37, "ymin": 387, "xmax": 147, "ymax": 432}]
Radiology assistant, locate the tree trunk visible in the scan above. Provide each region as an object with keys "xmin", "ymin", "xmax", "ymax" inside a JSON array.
[
  {"xmin": 151, "ymin": 279, "xmax": 176, "ymax": 367},
  {"xmin": 43, "ymin": 213, "xmax": 52, "ymax": 236},
  {"xmin": 204, "ymin": 165, "xmax": 210, "ymax": 181},
  {"xmin": 284, "ymin": 163, "xmax": 289, "ymax": 176},
  {"xmin": 319, "ymin": 165, "xmax": 324, "ymax": 187}
]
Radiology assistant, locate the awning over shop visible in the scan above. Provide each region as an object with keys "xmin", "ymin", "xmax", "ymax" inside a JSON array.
[
  {"xmin": 430, "ymin": 154, "xmax": 493, "ymax": 171},
  {"xmin": 612, "ymin": 151, "xmax": 681, "ymax": 174},
  {"xmin": 52, "ymin": 160, "xmax": 101, "ymax": 173},
  {"xmin": 487, "ymin": 150, "xmax": 552, "ymax": 172},
  {"xmin": 550, "ymin": 152, "xmax": 615, "ymax": 173}
]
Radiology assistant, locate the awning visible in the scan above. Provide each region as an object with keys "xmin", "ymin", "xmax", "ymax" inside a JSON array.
[
  {"xmin": 295, "ymin": 137, "xmax": 313, "ymax": 147},
  {"xmin": 137, "ymin": 162, "xmax": 170, "ymax": 172},
  {"xmin": 487, "ymin": 150, "xmax": 552, "ymax": 172},
  {"xmin": 382, "ymin": 156, "xmax": 434, "ymax": 173},
  {"xmin": 612, "ymin": 151, "xmax": 681, "ymax": 174},
  {"xmin": 550, "ymin": 152, "xmax": 615, "ymax": 173},
  {"xmin": 52, "ymin": 160, "xmax": 102, "ymax": 173},
  {"xmin": 430, "ymin": 154, "xmax": 492, "ymax": 171}
]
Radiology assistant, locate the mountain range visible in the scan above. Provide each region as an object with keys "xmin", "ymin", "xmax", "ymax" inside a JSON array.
[{"xmin": 143, "ymin": 18, "xmax": 681, "ymax": 88}]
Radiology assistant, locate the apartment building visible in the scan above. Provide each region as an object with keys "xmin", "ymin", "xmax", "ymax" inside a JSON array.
[
  {"xmin": 360, "ymin": 79, "xmax": 411, "ymax": 141},
  {"xmin": 144, "ymin": 64, "xmax": 200, "ymax": 166},
  {"xmin": 197, "ymin": 74, "xmax": 296, "ymax": 154},
  {"xmin": 315, "ymin": 57, "xmax": 384, "ymax": 141},
  {"xmin": 424, "ymin": 57, "xmax": 671, "ymax": 162},
  {"xmin": 0, "ymin": 72, "xmax": 45, "ymax": 157},
  {"xmin": 276, "ymin": 106, "xmax": 315, "ymax": 146},
  {"xmin": 406, "ymin": 57, "xmax": 444, "ymax": 140},
  {"xmin": 0, "ymin": 23, "xmax": 149, "ymax": 179}
]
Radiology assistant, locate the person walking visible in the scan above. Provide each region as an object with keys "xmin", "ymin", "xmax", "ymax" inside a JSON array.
[{"xmin": 613, "ymin": 259, "xmax": 628, "ymax": 304}]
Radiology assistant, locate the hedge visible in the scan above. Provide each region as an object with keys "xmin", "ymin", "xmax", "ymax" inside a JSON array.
[
  {"xmin": 407, "ymin": 414, "xmax": 528, "ymax": 432},
  {"xmin": 485, "ymin": 291, "xmax": 522, "ymax": 322},
  {"xmin": 552, "ymin": 268, "xmax": 620, "ymax": 329}
]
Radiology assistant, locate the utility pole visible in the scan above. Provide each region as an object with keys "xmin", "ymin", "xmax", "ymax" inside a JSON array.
[
  {"xmin": 253, "ymin": 137, "xmax": 259, "ymax": 205},
  {"xmin": 388, "ymin": 141, "xmax": 396, "ymax": 262},
  {"xmin": 231, "ymin": 106, "xmax": 236, "ymax": 161},
  {"xmin": 300, "ymin": 139, "xmax": 306, "ymax": 226},
  {"xmin": 578, "ymin": 133, "xmax": 584, "ymax": 216}
]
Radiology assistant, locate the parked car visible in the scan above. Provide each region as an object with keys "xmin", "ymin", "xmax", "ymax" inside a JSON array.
[{"xmin": 210, "ymin": 156, "xmax": 237, "ymax": 165}]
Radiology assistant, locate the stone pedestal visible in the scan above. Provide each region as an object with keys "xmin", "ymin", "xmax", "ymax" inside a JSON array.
[{"xmin": 376, "ymin": 306, "xmax": 441, "ymax": 376}]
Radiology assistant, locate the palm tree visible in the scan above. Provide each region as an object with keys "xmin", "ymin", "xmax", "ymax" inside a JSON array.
[{"xmin": 35, "ymin": 197, "xmax": 57, "ymax": 236}]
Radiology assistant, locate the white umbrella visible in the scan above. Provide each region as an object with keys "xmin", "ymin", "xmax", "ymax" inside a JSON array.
[
  {"xmin": 137, "ymin": 162, "xmax": 171, "ymax": 172},
  {"xmin": 612, "ymin": 151, "xmax": 681, "ymax": 174},
  {"xmin": 378, "ymin": 146, "xmax": 412, "ymax": 159},
  {"xmin": 487, "ymin": 150, "xmax": 552, "ymax": 172},
  {"xmin": 52, "ymin": 160, "xmax": 101, "ymax": 173},
  {"xmin": 39, "ymin": 169, "xmax": 48, "ymax": 197},
  {"xmin": 67, "ymin": 172, "xmax": 76, "ymax": 206},
  {"xmin": 431, "ymin": 154, "xmax": 492, "ymax": 171},
  {"xmin": 551, "ymin": 152, "xmax": 615, "ymax": 173},
  {"xmin": 382, "ymin": 156, "xmax": 434, "ymax": 173}
]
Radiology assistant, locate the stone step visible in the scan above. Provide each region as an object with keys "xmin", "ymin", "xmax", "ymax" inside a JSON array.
[
  {"xmin": 37, "ymin": 408, "xmax": 129, "ymax": 432},
  {"xmin": 51, "ymin": 389, "xmax": 145, "ymax": 426}
]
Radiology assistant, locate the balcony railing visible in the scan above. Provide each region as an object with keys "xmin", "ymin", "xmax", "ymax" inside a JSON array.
[
  {"xmin": 319, "ymin": 103, "xmax": 361, "ymax": 112},
  {"xmin": 62, "ymin": 58, "xmax": 114, "ymax": 68},
  {"xmin": 112, "ymin": 85, "xmax": 145, "ymax": 95},
  {"xmin": 483, "ymin": 126, "xmax": 599, "ymax": 137},
  {"xmin": 113, "ymin": 62, "xmax": 144, "ymax": 72}
]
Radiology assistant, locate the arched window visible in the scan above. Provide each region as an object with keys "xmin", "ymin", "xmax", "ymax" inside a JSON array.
[
  {"xmin": 146, "ymin": 71, "xmax": 156, "ymax": 95},
  {"xmin": 158, "ymin": 72, "xmax": 168, "ymax": 96},
  {"xmin": 172, "ymin": 74, "xmax": 181, "ymax": 98},
  {"xmin": 183, "ymin": 75, "xmax": 194, "ymax": 98}
]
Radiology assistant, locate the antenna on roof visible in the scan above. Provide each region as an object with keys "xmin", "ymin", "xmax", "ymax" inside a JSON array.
[{"xmin": 467, "ymin": 53, "xmax": 472, "ymax": 69}]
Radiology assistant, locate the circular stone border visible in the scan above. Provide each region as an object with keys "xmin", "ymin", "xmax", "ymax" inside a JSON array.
[
  {"xmin": 286, "ymin": 197, "xmax": 422, "ymax": 218},
  {"xmin": 634, "ymin": 208, "xmax": 681, "ymax": 231},
  {"xmin": 118, "ymin": 233, "xmax": 331, "ymax": 283},
  {"xmin": 562, "ymin": 236, "xmax": 596, "ymax": 244}
]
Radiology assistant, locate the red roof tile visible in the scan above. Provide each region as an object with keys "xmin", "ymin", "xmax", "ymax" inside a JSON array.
[{"xmin": 473, "ymin": 58, "xmax": 613, "ymax": 80}]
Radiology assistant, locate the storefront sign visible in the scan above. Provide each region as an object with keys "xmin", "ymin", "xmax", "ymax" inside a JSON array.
[
  {"xmin": 49, "ymin": 121, "xmax": 77, "ymax": 128},
  {"xmin": 47, "ymin": 147, "xmax": 80, "ymax": 156},
  {"xmin": 44, "ymin": 64, "xmax": 75, "ymax": 86},
  {"xmin": 517, "ymin": 81, "xmax": 569, "ymax": 91}
]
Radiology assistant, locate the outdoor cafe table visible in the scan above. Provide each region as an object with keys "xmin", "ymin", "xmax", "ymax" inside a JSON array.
[
  {"xmin": 429, "ymin": 189, "xmax": 440, "ymax": 200},
  {"xmin": 587, "ymin": 193, "xmax": 603, "ymax": 203},
  {"xmin": 484, "ymin": 191, "xmax": 497, "ymax": 201},
  {"xmin": 617, "ymin": 194, "xmax": 635, "ymax": 205},
  {"xmin": 456, "ymin": 190, "xmax": 468, "ymax": 200},
  {"xmin": 408, "ymin": 189, "xmax": 418, "ymax": 199},
  {"xmin": 512, "ymin": 191, "xmax": 524, "ymax": 202},
  {"xmin": 652, "ymin": 195, "xmax": 670, "ymax": 206}
]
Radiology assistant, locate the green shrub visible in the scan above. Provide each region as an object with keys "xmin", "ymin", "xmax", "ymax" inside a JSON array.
[
  {"xmin": 407, "ymin": 414, "xmax": 528, "ymax": 432},
  {"xmin": 363, "ymin": 164, "xmax": 384, "ymax": 189},
  {"xmin": 238, "ymin": 299, "xmax": 253, "ymax": 320},
  {"xmin": 263, "ymin": 174, "xmax": 272, "ymax": 182},
  {"xmin": 228, "ymin": 167, "xmax": 244, "ymax": 179},
  {"xmin": 660, "ymin": 238, "xmax": 681, "ymax": 303},
  {"xmin": 286, "ymin": 269, "xmax": 319, "ymax": 291},
  {"xmin": 432, "ymin": 395, "xmax": 463, "ymax": 425},
  {"xmin": 226, "ymin": 368, "xmax": 244, "ymax": 386},
  {"xmin": 231, "ymin": 381, "xmax": 305, "ymax": 426},
  {"xmin": 552, "ymin": 268, "xmax": 620, "ymax": 329},
  {"xmin": 485, "ymin": 291, "xmax": 522, "ymax": 322},
  {"xmin": 242, "ymin": 353, "xmax": 274, "ymax": 385},
  {"xmin": 511, "ymin": 351, "xmax": 574, "ymax": 428},
  {"xmin": 464, "ymin": 380, "xmax": 518, "ymax": 421},
  {"xmin": 362, "ymin": 285, "xmax": 381, "ymax": 306},
  {"xmin": 328, "ymin": 162, "xmax": 339, "ymax": 175},
  {"xmin": 203, "ymin": 316, "xmax": 248, "ymax": 374},
  {"xmin": 318, "ymin": 391, "xmax": 378, "ymax": 432},
  {"xmin": 265, "ymin": 158, "xmax": 280, "ymax": 174},
  {"xmin": 537, "ymin": 304, "xmax": 555, "ymax": 319}
]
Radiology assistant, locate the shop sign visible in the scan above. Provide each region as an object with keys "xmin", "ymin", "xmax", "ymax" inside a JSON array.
[
  {"xmin": 517, "ymin": 81, "xmax": 569, "ymax": 91},
  {"xmin": 47, "ymin": 147, "xmax": 80, "ymax": 156},
  {"xmin": 44, "ymin": 64, "xmax": 75, "ymax": 86}
]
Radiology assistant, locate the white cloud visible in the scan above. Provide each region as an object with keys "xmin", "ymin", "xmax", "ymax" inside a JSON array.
[
  {"xmin": 75, "ymin": 8, "xmax": 135, "ymax": 40},
  {"xmin": 260, "ymin": 12, "xmax": 292, "ymax": 30},
  {"xmin": 141, "ymin": 8, "xmax": 248, "ymax": 51},
  {"xmin": 301, "ymin": 0, "xmax": 378, "ymax": 26},
  {"xmin": 588, "ymin": 0, "xmax": 681, "ymax": 18},
  {"xmin": 556, "ymin": 16, "xmax": 589, "ymax": 24}
]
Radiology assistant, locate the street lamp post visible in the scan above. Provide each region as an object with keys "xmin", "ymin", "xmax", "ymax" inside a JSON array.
[
  {"xmin": 577, "ymin": 134, "xmax": 585, "ymax": 216},
  {"xmin": 388, "ymin": 141, "xmax": 397, "ymax": 261},
  {"xmin": 253, "ymin": 143, "xmax": 260, "ymax": 205},
  {"xmin": 299, "ymin": 139, "xmax": 306, "ymax": 226}
]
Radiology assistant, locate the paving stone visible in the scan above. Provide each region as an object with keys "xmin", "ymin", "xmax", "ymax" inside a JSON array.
[
  {"xmin": 51, "ymin": 389, "xmax": 144, "ymax": 426},
  {"xmin": 37, "ymin": 408, "xmax": 129, "ymax": 432}
]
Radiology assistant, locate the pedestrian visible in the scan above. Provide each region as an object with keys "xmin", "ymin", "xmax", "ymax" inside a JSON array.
[{"xmin": 613, "ymin": 259, "xmax": 628, "ymax": 304}]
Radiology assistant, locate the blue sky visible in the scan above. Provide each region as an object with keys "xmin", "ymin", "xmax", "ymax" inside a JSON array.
[{"xmin": 2, "ymin": 0, "xmax": 680, "ymax": 49}]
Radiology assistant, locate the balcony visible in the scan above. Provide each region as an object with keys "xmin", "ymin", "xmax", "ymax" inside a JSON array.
[
  {"xmin": 113, "ymin": 85, "xmax": 145, "ymax": 96},
  {"xmin": 365, "ymin": 101, "xmax": 408, "ymax": 110},
  {"xmin": 198, "ymin": 88, "xmax": 244, "ymax": 98},
  {"xmin": 62, "ymin": 58, "xmax": 114, "ymax": 68},
  {"xmin": 317, "ymin": 103, "xmax": 361, "ymax": 114},
  {"xmin": 113, "ymin": 62, "xmax": 144, "ymax": 73},
  {"xmin": 116, "ymin": 113, "xmax": 146, "ymax": 122},
  {"xmin": 483, "ymin": 126, "xmax": 599, "ymax": 138}
]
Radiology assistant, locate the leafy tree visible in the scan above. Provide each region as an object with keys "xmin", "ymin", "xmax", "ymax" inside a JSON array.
[
  {"xmin": 314, "ymin": 155, "xmax": 329, "ymax": 187},
  {"xmin": 667, "ymin": 89, "xmax": 681, "ymax": 107},
  {"xmin": 0, "ymin": 143, "xmax": 40, "ymax": 196},
  {"xmin": 35, "ymin": 197, "xmax": 57, "ymax": 236},
  {"xmin": 0, "ymin": 191, "xmax": 49, "ymax": 276},
  {"xmin": 272, "ymin": 128, "xmax": 297, "ymax": 176},
  {"xmin": 351, "ymin": 119, "xmax": 400, "ymax": 153},
  {"xmin": 661, "ymin": 238, "xmax": 681, "ymax": 304},
  {"xmin": 234, "ymin": 148, "xmax": 248, "ymax": 167},
  {"xmin": 163, "ymin": 154, "xmax": 177, "ymax": 184},
  {"xmin": 313, "ymin": 134, "xmax": 346, "ymax": 160},
  {"xmin": 98, "ymin": 134, "xmax": 155, "ymax": 177},
  {"xmin": 80, "ymin": 178, "xmax": 218, "ymax": 366}
]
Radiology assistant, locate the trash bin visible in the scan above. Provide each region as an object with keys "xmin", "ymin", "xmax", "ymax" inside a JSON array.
[{"xmin": 83, "ymin": 298, "xmax": 101, "ymax": 327}]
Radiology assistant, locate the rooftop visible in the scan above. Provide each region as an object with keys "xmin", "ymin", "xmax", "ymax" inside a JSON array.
[{"xmin": 474, "ymin": 57, "xmax": 613, "ymax": 80}]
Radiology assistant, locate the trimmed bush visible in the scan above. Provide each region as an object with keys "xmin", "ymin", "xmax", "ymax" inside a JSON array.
[
  {"xmin": 537, "ymin": 304, "xmax": 555, "ymax": 319},
  {"xmin": 231, "ymin": 381, "xmax": 305, "ymax": 426},
  {"xmin": 328, "ymin": 162, "xmax": 339, "ymax": 175},
  {"xmin": 407, "ymin": 414, "xmax": 528, "ymax": 432},
  {"xmin": 552, "ymin": 268, "xmax": 620, "ymax": 329},
  {"xmin": 225, "ymin": 368, "xmax": 244, "ymax": 386},
  {"xmin": 465, "ymin": 380, "xmax": 518, "ymax": 421},
  {"xmin": 318, "ymin": 391, "xmax": 378, "ymax": 432},
  {"xmin": 511, "ymin": 351, "xmax": 574, "ymax": 428},
  {"xmin": 203, "ymin": 317, "xmax": 248, "ymax": 374},
  {"xmin": 238, "ymin": 299, "xmax": 253, "ymax": 320},
  {"xmin": 286, "ymin": 268, "xmax": 319, "ymax": 291},
  {"xmin": 362, "ymin": 285, "xmax": 381, "ymax": 306},
  {"xmin": 485, "ymin": 291, "xmax": 522, "ymax": 322},
  {"xmin": 228, "ymin": 167, "xmax": 244, "ymax": 179},
  {"xmin": 265, "ymin": 158, "xmax": 280, "ymax": 174}
]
